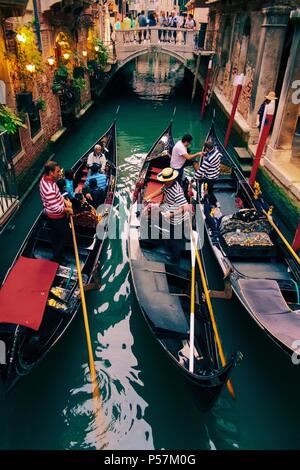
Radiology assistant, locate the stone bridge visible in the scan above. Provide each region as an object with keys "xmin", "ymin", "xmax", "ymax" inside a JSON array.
[{"xmin": 114, "ymin": 26, "xmax": 215, "ymax": 66}]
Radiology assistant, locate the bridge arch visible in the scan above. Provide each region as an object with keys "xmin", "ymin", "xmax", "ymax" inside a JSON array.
[{"xmin": 115, "ymin": 47, "xmax": 189, "ymax": 73}]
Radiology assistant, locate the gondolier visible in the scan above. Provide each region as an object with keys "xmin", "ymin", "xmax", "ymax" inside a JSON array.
[
  {"xmin": 194, "ymin": 139, "xmax": 222, "ymax": 207},
  {"xmin": 39, "ymin": 161, "xmax": 73, "ymax": 263},
  {"xmin": 145, "ymin": 167, "xmax": 190, "ymax": 260},
  {"xmin": 145, "ymin": 167, "xmax": 189, "ymax": 220},
  {"xmin": 170, "ymin": 134, "xmax": 202, "ymax": 183}
]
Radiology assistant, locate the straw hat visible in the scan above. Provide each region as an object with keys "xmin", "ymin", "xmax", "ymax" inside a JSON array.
[
  {"xmin": 157, "ymin": 167, "xmax": 179, "ymax": 182},
  {"xmin": 265, "ymin": 91, "xmax": 278, "ymax": 100}
]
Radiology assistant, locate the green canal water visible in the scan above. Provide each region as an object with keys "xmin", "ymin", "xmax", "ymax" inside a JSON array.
[{"xmin": 0, "ymin": 53, "xmax": 300, "ymax": 450}]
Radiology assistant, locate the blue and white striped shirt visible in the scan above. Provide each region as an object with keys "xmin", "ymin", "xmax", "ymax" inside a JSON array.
[
  {"xmin": 161, "ymin": 181, "xmax": 188, "ymax": 211},
  {"xmin": 194, "ymin": 146, "xmax": 221, "ymax": 180}
]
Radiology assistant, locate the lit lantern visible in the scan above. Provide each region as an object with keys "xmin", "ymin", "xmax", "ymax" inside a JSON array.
[
  {"xmin": 16, "ymin": 33, "xmax": 26, "ymax": 43},
  {"xmin": 63, "ymin": 53, "xmax": 70, "ymax": 60},
  {"xmin": 26, "ymin": 64, "xmax": 35, "ymax": 73},
  {"xmin": 47, "ymin": 56, "xmax": 55, "ymax": 66},
  {"xmin": 94, "ymin": 46, "xmax": 99, "ymax": 52},
  {"xmin": 82, "ymin": 50, "xmax": 87, "ymax": 57}
]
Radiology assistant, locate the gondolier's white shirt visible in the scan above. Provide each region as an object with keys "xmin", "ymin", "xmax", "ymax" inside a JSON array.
[{"xmin": 170, "ymin": 141, "xmax": 187, "ymax": 169}]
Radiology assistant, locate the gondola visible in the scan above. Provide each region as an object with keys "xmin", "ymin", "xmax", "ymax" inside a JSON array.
[
  {"xmin": 128, "ymin": 123, "xmax": 239, "ymax": 410},
  {"xmin": 0, "ymin": 121, "xmax": 117, "ymax": 393},
  {"xmin": 196, "ymin": 121, "xmax": 300, "ymax": 357}
]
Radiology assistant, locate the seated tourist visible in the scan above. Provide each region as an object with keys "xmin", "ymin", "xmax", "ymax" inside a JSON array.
[
  {"xmin": 64, "ymin": 169, "xmax": 75, "ymax": 198},
  {"xmin": 87, "ymin": 143, "xmax": 107, "ymax": 173},
  {"xmin": 57, "ymin": 178, "xmax": 83, "ymax": 212},
  {"xmin": 84, "ymin": 178, "xmax": 105, "ymax": 209},
  {"xmin": 85, "ymin": 163, "xmax": 107, "ymax": 191}
]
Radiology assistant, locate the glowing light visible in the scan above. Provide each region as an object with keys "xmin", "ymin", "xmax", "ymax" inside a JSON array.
[
  {"xmin": 63, "ymin": 53, "xmax": 70, "ymax": 60},
  {"xmin": 47, "ymin": 56, "xmax": 55, "ymax": 66},
  {"xmin": 26, "ymin": 64, "xmax": 35, "ymax": 73},
  {"xmin": 16, "ymin": 33, "xmax": 26, "ymax": 43},
  {"xmin": 94, "ymin": 46, "xmax": 99, "ymax": 52},
  {"xmin": 82, "ymin": 50, "xmax": 87, "ymax": 57}
]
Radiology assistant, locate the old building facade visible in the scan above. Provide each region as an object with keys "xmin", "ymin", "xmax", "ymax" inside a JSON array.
[
  {"xmin": 206, "ymin": 0, "xmax": 300, "ymax": 201},
  {"xmin": 0, "ymin": 0, "xmax": 106, "ymax": 179}
]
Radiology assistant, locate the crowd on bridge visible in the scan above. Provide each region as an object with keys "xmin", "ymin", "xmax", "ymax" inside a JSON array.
[{"xmin": 113, "ymin": 11, "xmax": 197, "ymax": 45}]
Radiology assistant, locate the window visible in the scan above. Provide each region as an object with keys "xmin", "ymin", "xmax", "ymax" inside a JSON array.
[
  {"xmin": 3, "ymin": 130, "xmax": 21, "ymax": 161},
  {"xmin": 28, "ymin": 104, "xmax": 41, "ymax": 138}
]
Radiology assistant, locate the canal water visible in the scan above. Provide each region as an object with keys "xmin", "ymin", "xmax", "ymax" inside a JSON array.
[{"xmin": 1, "ymin": 53, "xmax": 300, "ymax": 450}]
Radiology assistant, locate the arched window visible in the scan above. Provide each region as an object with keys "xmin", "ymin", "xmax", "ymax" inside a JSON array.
[{"xmin": 55, "ymin": 32, "xmax": 72, "ymax": 63}]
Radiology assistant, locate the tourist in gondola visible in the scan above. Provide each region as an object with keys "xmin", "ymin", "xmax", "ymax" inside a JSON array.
[
  {"xmin": 170, "ymin": 134, "xmax": 203, "ymax": 183},
  {"xmin": 39, "ymin": 161, "xmax": 73, "ymax": 264},
  {"xmin": 193, "ymin": 139, "xmax": 222, "ymax": 207},
  {"xmin": 87, "ymin": 143, "xmax": 107, "ymax": 172},
  {"xmin": 84, "ymin": 178, "xmax": 105, "ymax": 209},
  {"xmin": 85, "ymin": 163, "xmax": 107, "ymax": 191},
  {"xmin": 64, "ymin": 169, "xmax": 75, "ymax": 198}
]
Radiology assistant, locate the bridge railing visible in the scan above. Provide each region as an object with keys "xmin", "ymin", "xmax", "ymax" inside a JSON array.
[{"xmin": 114, "ymin": 25, "xmax": 217, "ymax": 52}]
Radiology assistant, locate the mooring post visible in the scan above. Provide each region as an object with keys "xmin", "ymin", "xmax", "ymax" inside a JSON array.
[{"xmin": 191, "ymin": 52, "xmax": 201, "ymax": 104}]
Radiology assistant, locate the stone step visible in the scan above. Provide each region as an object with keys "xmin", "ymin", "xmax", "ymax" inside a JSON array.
[
  {"xmin": 239, "ymin": 162, "xmax": 253, "ymax": 176},
  {"xmin": 234, "ymin": 147, "xmax": 253, "ymax": 164}
]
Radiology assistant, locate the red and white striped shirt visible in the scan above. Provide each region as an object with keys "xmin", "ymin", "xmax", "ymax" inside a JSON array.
[{"xmin": 39, "ymin": 175, "xmax": 65, "ymax": 219}]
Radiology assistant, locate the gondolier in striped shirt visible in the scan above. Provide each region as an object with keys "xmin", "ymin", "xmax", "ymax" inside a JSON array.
[
  {"xmin": 193, "ymin": 140, "xmax": 222, "ymax": 207},
  {"xmin": 145, "ymin": 167, "xmax": 189, "ymax": 221},
  {"xmin": 39, "ymin": 161, "xmax": 73, "ymax": 263},
  {"xmin": 144, "ymin": 167, "xmax": 190, "ymax": 260}
]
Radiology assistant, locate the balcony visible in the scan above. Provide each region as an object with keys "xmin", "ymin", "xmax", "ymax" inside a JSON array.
[
  {"xmin": 0, "ymin": 0, "xmax": 29, "ymax": 17},
  {"xmin": 40, "ymin": 0, "xmax": 92, "ymax": 13}
]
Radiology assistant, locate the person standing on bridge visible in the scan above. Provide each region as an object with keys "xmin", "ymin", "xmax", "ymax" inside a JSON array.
[{"xmin": 138, "ymin": 10, "xmax": 148, "ymax": 43}]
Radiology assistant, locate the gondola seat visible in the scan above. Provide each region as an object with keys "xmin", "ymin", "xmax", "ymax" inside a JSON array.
[
  {"xmin": 238, "ymin": 279, "xmax": 300, "ymax": 351},
  {"xmin": 221, "ymin": 231, "xmax": 275, "ymax": 258},
  {"xmin": 131, "ymin": 260, "xmax": 190, "ymax": 336}
]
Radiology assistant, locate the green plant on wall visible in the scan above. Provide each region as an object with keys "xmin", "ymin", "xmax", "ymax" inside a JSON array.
[
  {"xmin": 51, "ymin": 65, "xmax": 86, "ymax": 95},
  {"xmin": 0, "ymin": 105, "xmax": 26, "ymax": 134},
  {"xmin": 10, "ymin": 22, "xmax": 43, "ymax": 91},
  {"xmin": 90, "ymin": 35, "xmax": 108, "ymax": 70},
  {"xmin": 51, "ymin": 64, "xmax": 69, "ymax": 94},
  {"xmin": 72, "ymin": 77, "xmax": 86, "ymax": 93},
  {"xmin": 37, "ymin": 98, "xmax": 46, "ymax": 111}
]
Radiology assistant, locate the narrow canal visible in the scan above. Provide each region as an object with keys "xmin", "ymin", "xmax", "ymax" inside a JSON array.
[{"xmin": 1, "ymin": 53, "xmax": 300, "ymax": 450}]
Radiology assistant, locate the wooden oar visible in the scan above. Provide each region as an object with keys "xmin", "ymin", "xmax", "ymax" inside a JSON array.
[
  {"xmin": 189, "ymin": 229, "xmax": 197, "ymax": 373},
  {"xmin": 70, "ymin": 216, "xmax": 101, "ymax": 408},
  {"xmin": 263, "ymin": 209, "xmax": 300, "ymax": 265},
  {"xmin": 189, "ymin": 221, "xmax": 236, "ymax": 400}
]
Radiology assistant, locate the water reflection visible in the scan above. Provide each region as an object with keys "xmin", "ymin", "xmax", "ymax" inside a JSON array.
[{"xmin": 132, "ymin": 54, "xmax": 185, "ymax": 101}]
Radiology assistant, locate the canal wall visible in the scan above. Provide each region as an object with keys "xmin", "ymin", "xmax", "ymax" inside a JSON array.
[
  {"xmin": 186, "ymin": 58, "xmax": 299, "ymax": 239},
  {"xmin": 15, "ymin": 64, "xmax": 118, "ymax": 199}
]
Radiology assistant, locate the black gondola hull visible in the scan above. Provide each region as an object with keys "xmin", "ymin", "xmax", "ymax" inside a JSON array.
[{"xmin": 0, "ymin": 121, "xmax": 118, "ymax": 393}]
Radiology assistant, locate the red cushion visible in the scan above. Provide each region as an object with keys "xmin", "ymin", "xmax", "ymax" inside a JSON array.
[
  {"xmin": 150, "ymin": 167, "xmax": 162, "ymax": 174},
  {"xmin": 144, "ymin": 181, "xmax": 164, "ymax": 203}
]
